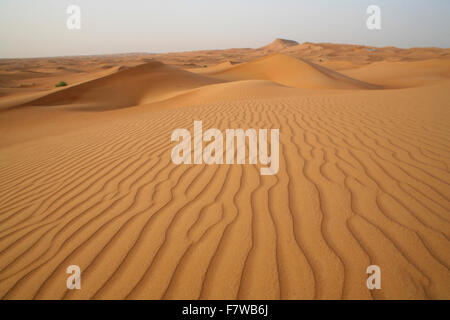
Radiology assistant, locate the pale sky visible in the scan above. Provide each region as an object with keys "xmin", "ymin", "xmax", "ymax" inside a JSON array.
[{"xmin": 0, "ymin": 0, "xmax": 449, "ymax": 58}]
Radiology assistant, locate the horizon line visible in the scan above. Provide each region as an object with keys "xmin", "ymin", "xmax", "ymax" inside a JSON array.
[{"xmin": 1, "ymin": 39, "xmax": 449, "ymax": 60}]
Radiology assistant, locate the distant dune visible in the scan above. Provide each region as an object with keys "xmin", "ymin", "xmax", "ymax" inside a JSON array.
[
  {"xmin": 341, "ymin": 59, "xmax": 450, "ymax": 88},
  {"xmin": 0, "ymin": 40, "xmax": 449, "ymax": 300},
  {"xmin": 146, "ymin": 40, "xmax": 450, "ymax": 69},
  {"xmin": 260, "ymin": 38, "xmax": 300, "ymax": 52},
  {"xmin": 201, "ymin": 53, "xmax": 379, "ymax": 89}
]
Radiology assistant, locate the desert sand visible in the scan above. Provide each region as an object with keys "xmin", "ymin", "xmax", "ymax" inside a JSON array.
[{"xmin": 0, "ymin": 39, "xmax": 449, "ymax": 299}]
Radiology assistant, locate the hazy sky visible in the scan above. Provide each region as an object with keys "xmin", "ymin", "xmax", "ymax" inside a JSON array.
[{"xmin": 1, "ymin": 0, "xmax": 449, "ymax": 58}]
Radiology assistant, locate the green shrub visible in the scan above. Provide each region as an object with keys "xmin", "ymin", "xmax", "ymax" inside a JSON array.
[{"xmin": 55, "ymin": 81, "xmax": 68, "ymax": 87}]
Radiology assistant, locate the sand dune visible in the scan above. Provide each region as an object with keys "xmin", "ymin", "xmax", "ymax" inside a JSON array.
[
  {"xmin": 22, "ymin": 61, "xmax": 222, "ymax": 110},
  {"xmin": 189, "ymin": 61, "xmax": 240, "ymax": 74},
  {"xmin": 260, "ymin": 38, "xmax": 300, "ymax": 52},
  {"xmin": 341, "ymin": 59, "xmax": 450, "ymax": 88},
  {"xmin": 0, "ymin": 41, "xmax": 449, "ymax": 300},
  {"xmin": 0, "ymin": 66, "xmax": 127, "ymax": 111},
  {"xmin": 201, "ymin": 54, "xmax": 379, "ymax": 89},
  {"xmin": 145, "ymin": 40, "xmax": 450, "ymax": 69}
]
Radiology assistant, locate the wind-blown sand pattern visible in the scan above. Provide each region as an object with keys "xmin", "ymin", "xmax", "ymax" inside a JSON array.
[{"xmin": 0, "ymin": 41, "xmax": 449, "ymax": 299}]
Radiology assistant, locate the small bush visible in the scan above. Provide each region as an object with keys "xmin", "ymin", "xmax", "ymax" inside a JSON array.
[{"xmin": 55, "ymin": 81, "xmax": 68, "ymax": 87}]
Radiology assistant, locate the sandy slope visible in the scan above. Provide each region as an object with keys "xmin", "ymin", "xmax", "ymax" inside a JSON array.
[
  {"xmin": 197, "ymin": 54, "xmax": 379, "ymax": 89},
  {"xmin": 21, "ymin": 61, "xmax": 222, "ymax": 110},
  {"xmin": 341, "ymin": 59, "xmax": 450, "ymax": 88},
  {"xmin": 0, "ymin": 45, "xmax": 449, "ymax": 300}
]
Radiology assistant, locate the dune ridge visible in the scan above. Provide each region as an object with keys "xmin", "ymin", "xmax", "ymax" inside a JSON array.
[
  {"xmin": 23, "ymin": 61, "xmax": 223, "ymax": 110},
  {"xmin": 341, "ymin": 59, "xmax": 450, "ymax": 88},
  {"xmin": 261, "ymin": 38, "xmax": 300, "ymax": 52},
  {"xmin": 201, "ymin": 54, "xmax": 380, "ymax": 89}
]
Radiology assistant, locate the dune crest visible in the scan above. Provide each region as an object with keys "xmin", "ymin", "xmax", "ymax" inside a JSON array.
[
  {"xmin": 341, "ymin": 59, "xmax": 450, "ymax": 88},
  {"xmin": 23, "ymin": 61, "xmax": 223, "ymax": 110},
  {"xmin": 203, "ymin": 53, "xmax": 379, "ymax": 89},
  {"xmin": 261, "ymin": 38, "xmax": 300, "ymax": 51}
]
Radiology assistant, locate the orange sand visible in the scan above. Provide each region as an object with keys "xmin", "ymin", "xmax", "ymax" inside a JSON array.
[{"xmin": 0, "ymin": 40, "xmax": 449, "ymax": 300}]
